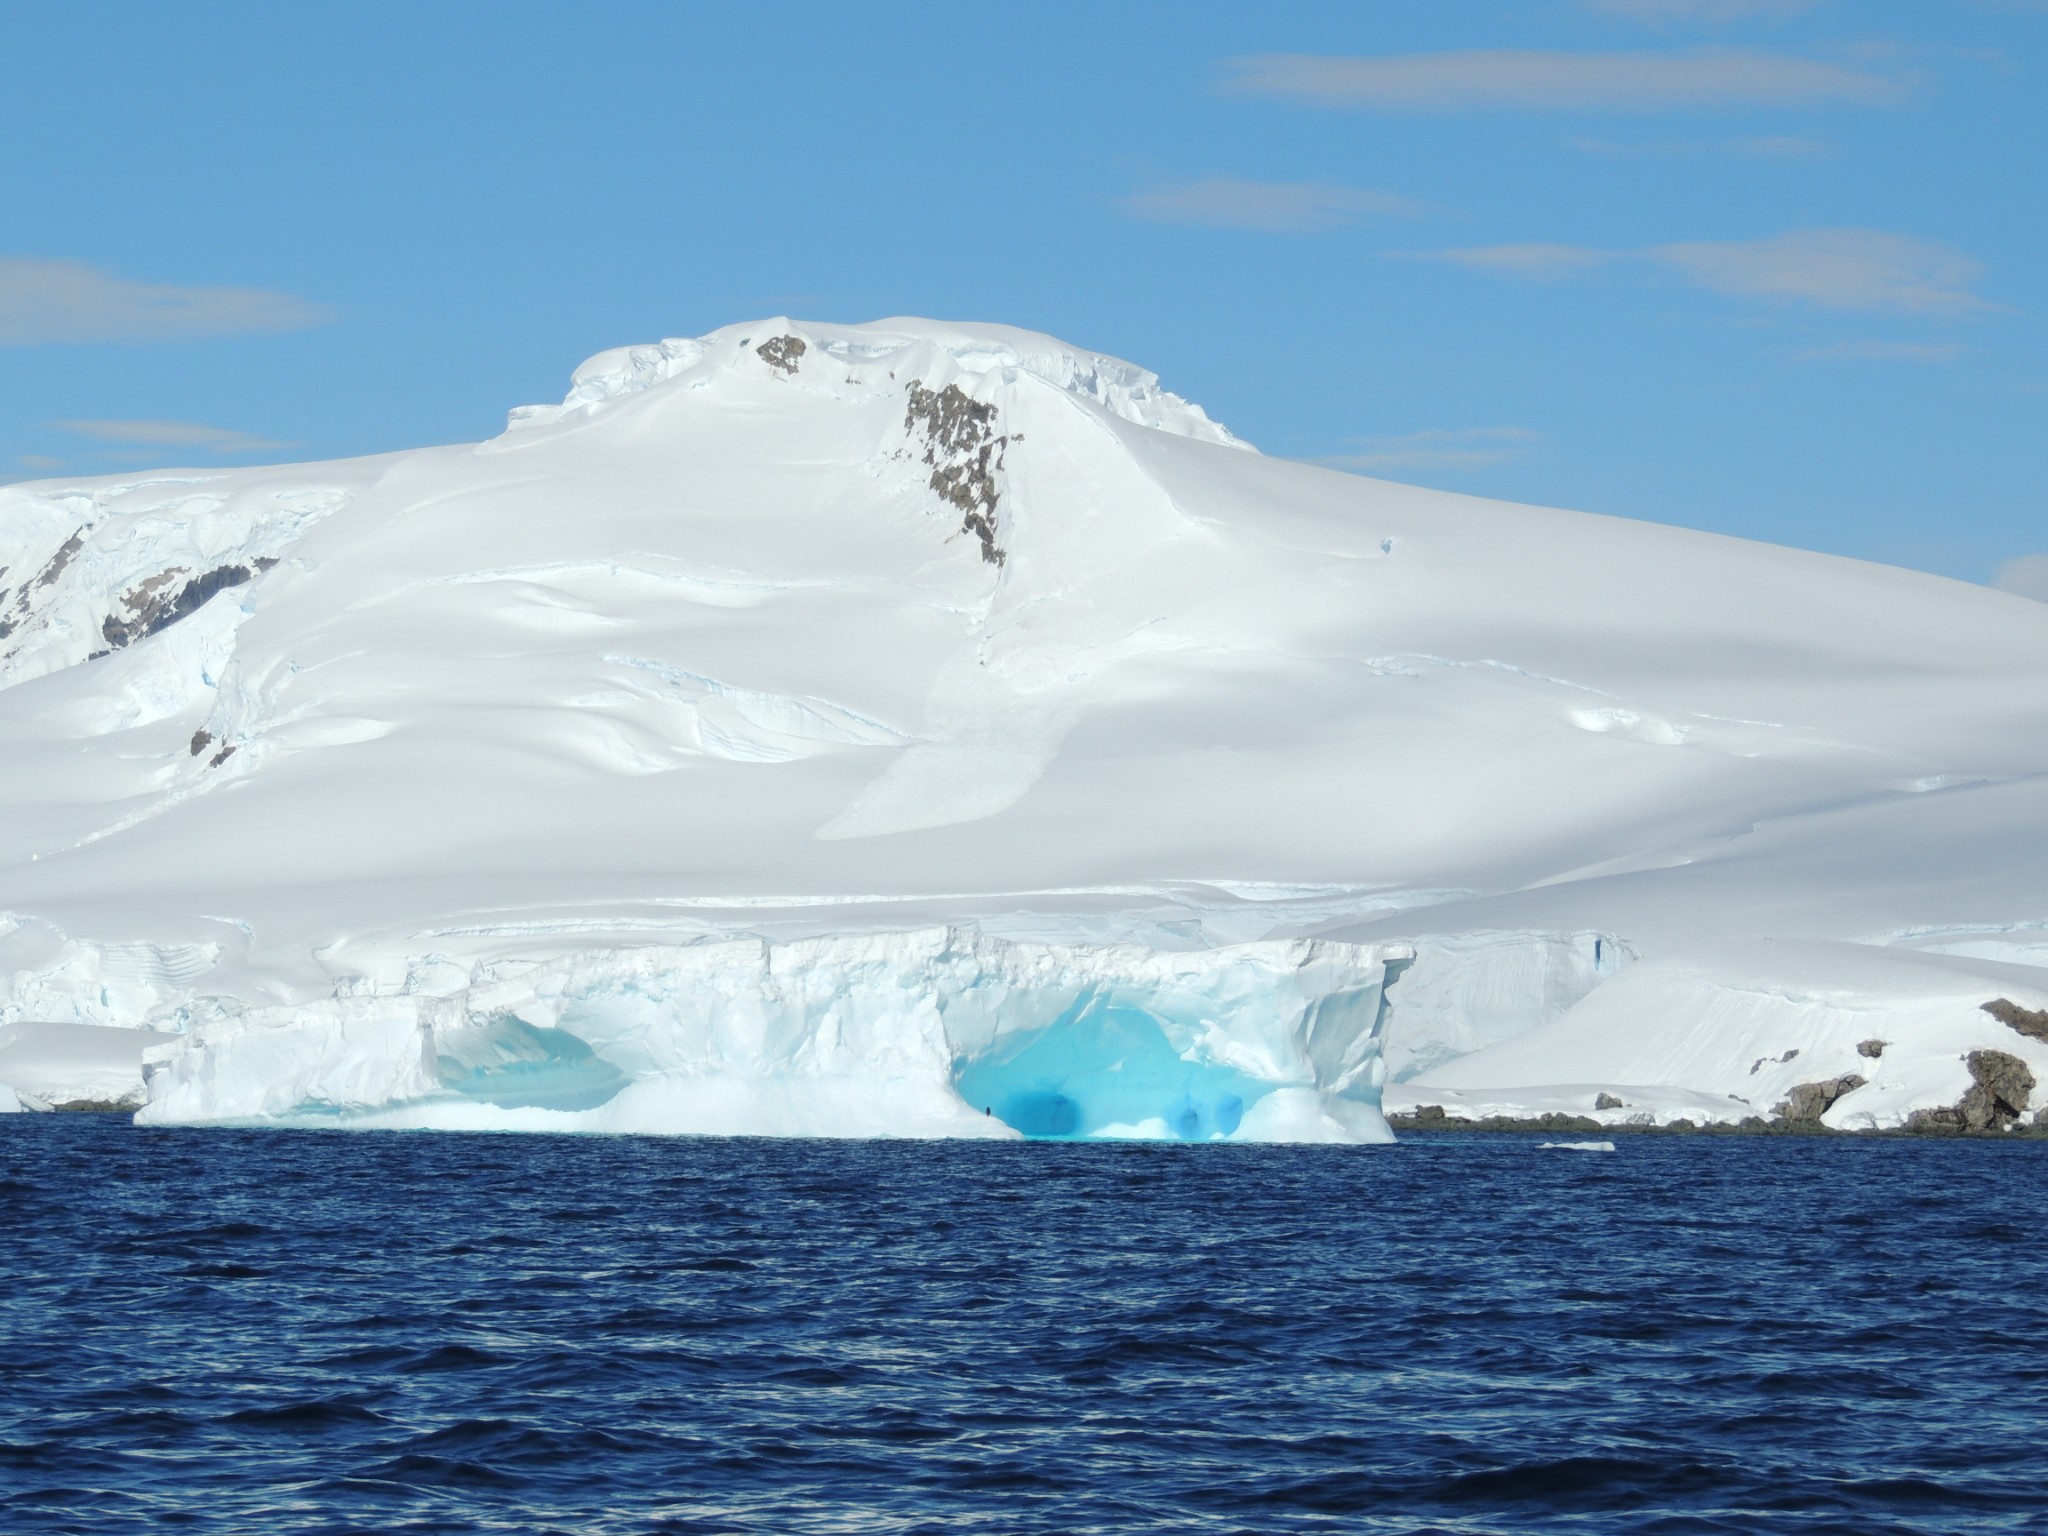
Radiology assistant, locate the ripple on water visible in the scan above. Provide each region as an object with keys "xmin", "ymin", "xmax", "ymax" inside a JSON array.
[{"xmin": 3, "ymin": 1120, "xmax": 2048, "ymax": 1534}]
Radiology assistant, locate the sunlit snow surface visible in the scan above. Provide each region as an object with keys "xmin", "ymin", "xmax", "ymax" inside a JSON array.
[{"xmin": 3, "ymin": 316, "xmax": 2047, "ymax": 1133}]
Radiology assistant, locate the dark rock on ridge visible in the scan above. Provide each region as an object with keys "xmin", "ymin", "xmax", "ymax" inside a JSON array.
[
  {"xmin": 101, "ymin": 563, "xmax": 257, "ymax": 651},
  {"xmin": 905, "ymin": 380, "xmax": 1012, "ymax": 567},
  {"xmin": 756, "ymin": 335, "xmax": 806, "ymax": 375}
]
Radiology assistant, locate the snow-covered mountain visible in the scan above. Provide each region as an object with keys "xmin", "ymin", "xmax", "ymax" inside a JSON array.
[{"xmin": 3, "ymin": 317, "xmax": 2045, "ymax": 1136}]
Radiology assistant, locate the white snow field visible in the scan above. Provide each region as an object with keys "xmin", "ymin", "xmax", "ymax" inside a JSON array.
[{"xmin": 2, "ymin": 317, "xmax": 2046, "ymax": 1136}]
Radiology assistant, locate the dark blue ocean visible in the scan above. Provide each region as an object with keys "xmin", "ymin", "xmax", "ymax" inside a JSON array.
[{"xmin": 5, "ymin": 1120, "xmax": 2046, "ymax": 1534}]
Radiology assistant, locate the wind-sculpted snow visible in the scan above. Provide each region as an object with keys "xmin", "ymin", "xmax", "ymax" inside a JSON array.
[
  {"xmin": 0, "ymin": 472, "xmax": 370, "ymax": 690},
  {"xmin": 3, "ymin": 314, "xmax": 2048, "ymax": 1133},
  {"xmin": 135, "ymin": 929, "xmax": 1406, "ymax": 1142},
  {"xmin": 504, "ymin": 318, "xmax": 1247, "ymax": 449}
]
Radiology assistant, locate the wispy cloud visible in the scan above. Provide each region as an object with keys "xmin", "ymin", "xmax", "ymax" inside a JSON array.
[
  {"xmin": 1222, "ymin": 49, "xmax": 1898, "ymax": 111},
  {"xmin": 1655, "ymin": 230, "xmax": 1988, "ymax": 312},
  {"xmin": 51, "ymin": 419, "xmax": 297, "ymax": 455},
  {"xmin": 1738, "ymin": 133, "xmax": 1833, "ymax": 157},
  {"xmin": 1991, "ymin": 554, "xmax": 2048, "ymax": 603},
  {"xmin": 1123, "ymin": 178, "xmax": 1422, "ymax": 233},
  {"xmin": 1794, "ymin": 339, "xmax": 1962, "ymax": 362},
  {"xmin": 1319, "ymin": 427, "xmax": 1541, "ymax": 473},
  {"xmin": 0, "ymin": 258, "xmax": 330, "ymax": 345},
  {"xmin": 1587, "ymin": 0, "xmax": 1822, "ymax": 23},
  {"xmin": 16, "ymin": 454, "xmax": 63, "ymax": 472},
  {"xmin": 1575, "ymin": 133, "xmax": 1833, "ymax": 157},
  {"xmin": 1425, "ymin": 229, "xmax": 1990, "ymax": 313},
  {"xmin": 1432, "ymin": 243, "xmax": 1615, "ymax": 277}
]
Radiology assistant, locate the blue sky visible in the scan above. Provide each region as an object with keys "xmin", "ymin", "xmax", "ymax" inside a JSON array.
[{"xmin": 3, "ymin": 0, "xmax": 2042, "ymax": 591}]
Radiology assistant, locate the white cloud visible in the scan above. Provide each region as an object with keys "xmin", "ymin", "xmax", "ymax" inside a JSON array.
[
  {"xmin": 0, "ymin": 258, "xmax": 329, "ymax": 345},
  {"xmin": 1991, "ymin": 555, "xmax": 2048, "ymax": 602},
  {"xmin": 1123, "ymin": 178, "xmax": 1422, "ymax": 232},
  {"xmin": 51, "ymin": 419, "xmax": 296, "ymax": 455},
  {"xmin": 16, "ymin": 454, "xmax": 63, "ymax": 471},
  {"xmin": 1588, "ymin": 0, "xmax": 1822, "ymax": 22},
  {"xmin": 1653, "ymin": 230, "xmax": 1988, "ymax": 312},
  {"xmin": 1222, "ymin": 49, "xmax": 1897, "ymax": 110},
  {"xmin": 1427, "ymin": 229, "xmax": 1989, "ymax": 314},
  {"xmin": 1319, "ymin": 427, "xmax": 1541, "ymax": 473},
  {"xmin": 1794, "ymin": 340, "xmax": 1962, "ymax": 362}
]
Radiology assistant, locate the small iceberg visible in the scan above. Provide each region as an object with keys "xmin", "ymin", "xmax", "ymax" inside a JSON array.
[{"xmin": 1538, "ymin": 1140, "xmax": 1616, "ymax": 1152}]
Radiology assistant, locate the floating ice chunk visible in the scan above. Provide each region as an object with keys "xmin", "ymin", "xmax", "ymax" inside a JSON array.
[{"xmin": 1539, "ymin": 1140, "xmax": 1616, "ymax": 1152}]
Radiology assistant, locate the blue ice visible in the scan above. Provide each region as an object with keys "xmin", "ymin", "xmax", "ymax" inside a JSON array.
[
  {"xmin": 954, "ymin": 997, "xmax": 1264, "ymax": 1141},
  {"xmin": 436, "ymin": 1016, "xmax": 629, "ymax": 1111}
]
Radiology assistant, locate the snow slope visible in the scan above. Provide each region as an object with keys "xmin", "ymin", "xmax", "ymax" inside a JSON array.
[
  {"xmin": 1386, "ymin": 943, "xmax": 2048, "ymax": 1130},
  {"xmin": 3, "ymin": 316, "xmax": 2045, "ymax": 1133}
]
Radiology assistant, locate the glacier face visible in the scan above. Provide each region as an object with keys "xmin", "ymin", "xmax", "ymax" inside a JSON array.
[
  {"xmin": 3, "ymin": 314, "xmax": 2048, "ymax": 1131},
  {"xmin": 1377, "ymin": 930, "xmax": 1630, "ymax": 1083},
  {"xmin": 136, "ymin": 930, "xmax": 1407, "ymax": 1143}
]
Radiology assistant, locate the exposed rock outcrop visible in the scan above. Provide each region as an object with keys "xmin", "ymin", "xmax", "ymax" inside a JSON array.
[
  {"xmin": 905, "ymin": 380, "xmax": 1011, "ymax": 566},
  {"xmin": 100, "ymin": 562, "xmax": 258, "ymax": 651},
  {"xmin": 1904, "ymin": 1049, "xmax": 2034, "ymax": 1134},
  {"xmin": 1774, "ymin": 1073, "xmax": 1866, "ymax": 1124},
  {"xmin": 755, "ymin": 335, "xmax": 806, "ymax": 375},
  {"xmin": 1857, "ymin": 1039, "xmax": 1886, "ymax": 1059},
  {"xmin": 1984, "ymin": 998, "xmax": 2048, "ymax": 1044}
]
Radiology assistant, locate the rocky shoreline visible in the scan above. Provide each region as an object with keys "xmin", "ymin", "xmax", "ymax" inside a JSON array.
[
  {"xmin": 1393, "ymin": 999, "xmax": 2048, "ymax": 1140},
  {"xmin": 1389, "ymin": 1108, "xmax": 2048, "ymax": 1139}
]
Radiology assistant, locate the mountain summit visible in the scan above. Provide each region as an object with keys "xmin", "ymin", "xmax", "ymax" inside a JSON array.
[{"xmin": 3, "ymin": 318, "xmax": 2045, "ymax": 1135}]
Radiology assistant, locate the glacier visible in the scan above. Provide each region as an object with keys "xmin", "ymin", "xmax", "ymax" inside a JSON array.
[
  {"xmin": 136, "ymin": 930, "xmax": 1408, "ymax": 1143},
  {"xmin": 3, "ymin": 315, "xmax": 2047, "ymax": 1134}
]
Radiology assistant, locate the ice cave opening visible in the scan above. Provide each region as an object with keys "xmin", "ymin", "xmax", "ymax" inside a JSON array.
[
  {"xmin": 953, "ymin": 994, "xmax": 1264, "ymax": 1141},
  {"xmin": 435, "ymin": 1015, "xmax": 631, "ymax": 1112}
]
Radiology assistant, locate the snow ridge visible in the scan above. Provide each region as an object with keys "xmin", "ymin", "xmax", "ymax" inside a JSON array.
[{"xmin": 503, "ymin": 317, "xmax": 1249, "ymax": 450}]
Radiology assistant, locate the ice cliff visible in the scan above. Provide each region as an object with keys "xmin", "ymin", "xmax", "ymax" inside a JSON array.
[
  {"xmin": 137, "ymin": 930, "xmax": 1406, "ymax": 1141},
  {"xmin": 3, "ymin": 316, "xmax": 2047, "ymax": 1134}
]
